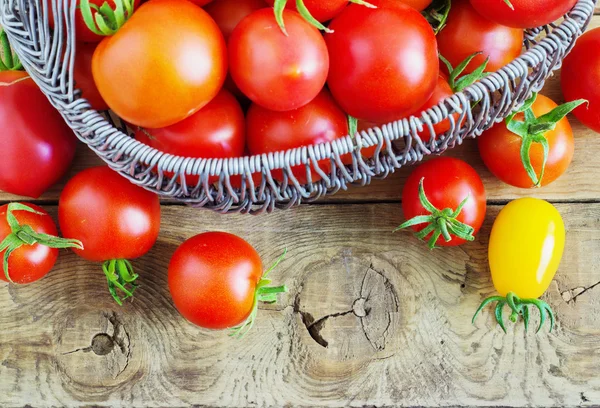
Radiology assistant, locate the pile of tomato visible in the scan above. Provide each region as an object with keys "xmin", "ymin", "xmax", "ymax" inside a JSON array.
[{"xmin": 0, "ymin": 0, "xmax": 599, "ymax": 336}]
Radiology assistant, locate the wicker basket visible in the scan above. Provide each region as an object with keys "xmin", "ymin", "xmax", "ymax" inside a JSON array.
[{"xmin": 0, "ymin": 0, "xmax": 597, "ymax": 214}]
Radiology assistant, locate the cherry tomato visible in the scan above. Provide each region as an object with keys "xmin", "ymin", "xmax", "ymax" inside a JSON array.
[
  {"xmin": 264, "ymin": 0, "xmax": 348, "ymax": 22},
  {"xmin": 74, "ymin": 42, "xmax": 108, "ymax": 111},
  {"xmin": 561, "ymin": 28, "xmax": 600, "ymax": 134},
  {"xmin": 399, "ymin": 157, "xmax": 486, "ymax": 248},
  {"xmin": 205, "ymin": 0, "xmax": 267, "ymax": 41},
  {"xmin": 469, "ymin": 0, "xmax": 577, "ymax": 29},
  {"xmin": 437, "ymin": 0, "xmax": 523, "ymax": 74},
  {"xmin": 135, "ymin": 90, "xmax": 246, "ymax": 186},
  {"xmin": 398, "ymin": 0, "xmax": 432, "ymax": 11},
  {"xmin": 325, "ymin": 1, "xmax": 438, "ymax": 123},
  {"xmin": 168, "ymin": 232, "xmax": 287, "ymax": 332},
  {"xmin": 0, "ymin": 203, "xmax": 81, "ymax": 284},
  {"xmin": 478, "ymin": 94, "xmax": 575, "ymax": 188},
  {"xmin": 0, "ymin": 71, "xmax": 76, "ymax": 198},
  {"xmin": 246, "ymin": 89, "xmax": 347, "ymax": 184},
  {"xmin": 92, "ymin": 0, "xmax": 227, "ymax": 128},
  {"xmin": 229, "ymin": 8, "xmax": 329, "ymax": 112}
]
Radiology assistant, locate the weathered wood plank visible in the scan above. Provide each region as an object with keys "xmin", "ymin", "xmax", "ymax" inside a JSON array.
[{"xmin": 1, "ymin": 203, "xmax": 600, "ymax": 407}]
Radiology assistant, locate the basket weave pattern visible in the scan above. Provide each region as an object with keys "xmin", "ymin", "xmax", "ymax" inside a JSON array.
[{"xmin": 0, "ymin": 0, "xmax": 597, "ymax": 214}]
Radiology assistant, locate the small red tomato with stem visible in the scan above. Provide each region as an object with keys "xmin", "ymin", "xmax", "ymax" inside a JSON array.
[
  {"xmin": 74, "ymin": 42, "xmax": 108, "ymax": 111},
  {"xmin": 561, "ymin": 28, "xmax": 600, "ymax": 134},
  {"xmin": 59, "ymin": 167, "xmax": 161, "ymax": 305},
  {"xmin": 396, "ymin": 157, "xmax": 486, "ymax": 249},
  {"xmin": 437, "ymin": 0, "xmax": 523, "ymax": 74},
  {"xmin": 168, "ymin": 232, "xmax": 287, "ymax": 337},
  {"xmin": 469, "ymin": 0, "xmax": 577, "ymax": 29},
  {"xmin": 0, "ymin": 203, "xmax": 83, "ymax": 284},
  {"xmin": 478, "ymin": 93, "xmax": 584, "ymax": 188},
  {"xmin": 229, "ymin": 8, "xmax": 329, "ymax": 112}
]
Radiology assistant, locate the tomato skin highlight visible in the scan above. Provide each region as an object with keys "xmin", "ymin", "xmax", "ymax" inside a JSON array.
[
  {"xmin": 0, "ymin": 71, "xmax": 76, "ymax": 198},
  {"xmin": 402, "ymin": 157, "xmax": 486, "ymax": 247},
  {"xmin": 489, "ymin": 198, "xmax": 565, "ymax": 299},
  {"xmin": 561, "ymin": 28, "xmax": 600, "ymax": 134},
  {"xmin": 92, "ymin": 0, "xmax": 227, "ymax": 128},
  {"xmin": 74, "ymin": 42, "xmax": 108, "ymax": 111},
  {"xmin": 0, "ymin": 204, "xmax": 59, "ymax": 284},
  {"xmin": 58, "ymin": 167, "xmax": 161, "ymax": 262},
  {"xmin": 469, "ymin": 0, "xmax": 577, "ymax": 29},
  {"xmin": 437, "ymin": 0, "xmax": 523, "ymax": 74},
  {"xmin": 325, "ymin": 2, "xmax": 438, "ymax": 123},
  {"xmin": 168, "ymin": 232, "xmax": 264, "ymax": 329},
  {"xmin": 229, "ymin": 8, "xmax": 329, "ymax": 112}
]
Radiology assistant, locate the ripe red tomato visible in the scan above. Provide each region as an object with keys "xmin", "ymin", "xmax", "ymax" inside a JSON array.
[
  {"xmin": 478, "ymin": 94, "xmax": 576, "ymax": 188},
  {"xmin": 325, "ymin": 2, "xmax": 438, "ymax": 123},
  {"xmin": 0, "ymin": 71, "xmax": 76, "ymax": 198},
  {"xmin": 264, "ymin": 0, "xmax": 348, "ymax": 22},
  {"xmin": 74, "ymin": 42, "xmax": 108, "ymax": 111},
  {"xmin": 399, "ymin": 157, "xmax": 486, "ymax": 248},
  {"xmin": 246, "ymin": 89, "xmax": 347, "ymax": 184},
  {"xmin": 398, "ymin": 0, "xmax": 432, "ymax": 11},
  {"xmin": 469, "ymin": 0, "xmax": 577, "ymax": 29},
  {"xmin": 168, "ymin": 232, "xmax": 287, "ymax": 332},
  {"xmin": 561, "ymin": 28, "xmax": 600, "ymax": 134},
  {"xmin": 416, "ymin": 74, "xmax": 454, "ymax": 141},
  {"xmin": 135, "ymin": 90, "xmax": 246, "ymax": 186},
  {"xmin": 92, "ymin": 0, "xmax": 227, "ymax": 128},
  {"xmin": 0, "ymin": 203, "xmax": 81, "ymax": 284},
  {"xmin": 205, "ymin": 0, "xmax": 267, "ymax": 41},
  {"xmin": 437, "ymin": 0, "xmax": 523, "ymax": 74},
  {"xmin": 229, "ymin": 8, "xmax": 329, "ymax": 112}
]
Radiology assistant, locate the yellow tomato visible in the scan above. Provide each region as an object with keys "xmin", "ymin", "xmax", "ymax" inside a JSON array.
[{"xmin": 489, "ymin": 197, "xmax": 565, "ymax": 299}]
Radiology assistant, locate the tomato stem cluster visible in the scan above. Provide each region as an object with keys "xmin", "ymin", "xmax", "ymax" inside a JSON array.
[
  {"xmin": 102, "ymin": 259, "xmax": 138, "ymax": 305},
  {"xmin": 230, "ymin": 248, "xmax": 288, "ymax": 339},
  {"xmin": 506, "ymin": 93, "xmax": 586, "ymax": 187},
  {"xmin": 0, "ymin": 203, "xmax": 83, "ymax": 283},
  {"xmin": 423, "ymin": 0, "xmax": 451, "ymax": 35},
  {"xmin": 80, "ymin": 0, "xmax": 135, "ymax": 36},
  {"xmin": 0, "ymin": 30, "xmax": 23, "ymax": 72},
  {"xmin": 440, "ymin": 52, "xmax": 489, "ymax": 93},
  {"xmin": 473, "ymin": 291, "xmax": 555, "ymax": 333}
]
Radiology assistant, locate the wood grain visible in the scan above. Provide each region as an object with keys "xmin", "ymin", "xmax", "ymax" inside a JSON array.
[{"xmin": 2, "ymin": 203, "xmax": 600, "ymax": 407}]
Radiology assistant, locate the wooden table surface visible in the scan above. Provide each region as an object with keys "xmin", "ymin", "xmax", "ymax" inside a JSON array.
[{"xmin": 3, "ymin": 14, "xmax": 600, "ymax": 408}]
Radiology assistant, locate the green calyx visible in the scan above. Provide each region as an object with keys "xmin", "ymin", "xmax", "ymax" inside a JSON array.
[
  {"xmin": 80, "ymin": 0, "xmax": 135, "ymax": 37},
  {"xmin": 505, "ymin": 92, "xmax": 586, "ymax": 187},
  {"xmin": 102, "ymin": 259, "xmax": 138, "ymax": 305},
  {"xmin": 272, "ymin": 0, "xmax": 375, "ymax": 35},
  {"xmin": 0, "ymin": 29, "xmax": 23, "ymax": 72},
  {"xmin": 229, "ymin": 249, "xmax": 289, "ymax": 339},
  {"xmin": 348, "ymin": 115, "xmax": 358, "ymax": 138},
  {"xmin": 394, "ymin": 178, "xmax": 475, "ymax": 249},
  {"xmin": 503, "ymin": 0, "xmax": 515, "ymax": 10},
  {"xmin": 440, "ymin": 52, "xmax": 489, "ymax": 93},
  {"xmin": 472, "ymin": 291, "xmax": 555, "ymax": 333},
  {"xmin": 0, "ymin": 203, "xmax": 83, "ymax": 283},
  {"xmin": 423, "ymin": 0, "xmax": 451, "ymax": 34}
]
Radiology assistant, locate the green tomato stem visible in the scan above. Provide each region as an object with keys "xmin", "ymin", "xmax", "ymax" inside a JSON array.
[
  {"xmin": 80, "ymin": 0, "xmax": 135, "ymax": 37},
  {"xmin": 102, "ymin": 259, "xmax": 138, "ymax": 305},
  {"xmin": 0, "ymin": 29, "xmax": 24, "ymax": 72}
]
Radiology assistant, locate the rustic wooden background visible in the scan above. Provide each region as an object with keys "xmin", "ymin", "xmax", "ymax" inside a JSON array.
[{"xmin": 1, "ymin": 13, "xmax": 600, "ymax": 408}]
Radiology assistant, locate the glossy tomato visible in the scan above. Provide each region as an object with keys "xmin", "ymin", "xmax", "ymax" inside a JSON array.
[
  {"xmin": 91, "ymin": 0, "xmax": 227, "ymax": 128},
  {"xmin": 325, "ymin": 1, "xmax": 438, "ymax": 123},
  {"xmin": 561, "ymin": 28, "xmax": 600, "ymax": 134},
  {"xmin": 204, "ymin": 0, "xmax": 267, "ymax": 41},
  {"xmin": 469, "ymin": 0, "xmax": 577, "ymax": 29},
  {"xmin": 168, "ymin": 232, "xmax": 287, "ymax": 332},
  {"xmin": 74, "ymin": 42, "xmax": 108, "ymax": 111},
  {"xmin": 264, "ymin": 0, "xmax": 349, "ymax": 22},
  {"xmin": 229, "ymin": 8, "xmax": 329, "ymax": 112},
  {"xmin": 399, "ymin": 157, "xmax": 486, "ymax": 248},
  {"xmin": 478, "ymin": 94, "xmax": 576, "ymax": 188},
  {"xmin": 0, "ymin": 71, "xmax": 76, "ymax": 198},
  {"xmin": 399, "ymin": 0, "xmax": 432, "ymax": 10},
  {"xmin": 246, "ymin": 89, "xmax": 347, "ymax": 184},
  {"xmin": 437, "ymin": 0, "xmax": 523, "ymax": 74},
  {"xmin": 0, "ymin": 203, "xmax": 81, "ymax": 284}
]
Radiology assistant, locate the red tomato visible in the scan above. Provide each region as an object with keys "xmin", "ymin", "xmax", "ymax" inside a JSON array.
[
  {"xmin": 135, "ymin": 90, "xmax": 246, "ymax": 186},
  {"xmin": 0, "ymin": 71, "xmax": 76, "ymax": 198},
  {"xmin": 229, "ymin": 8, "xmax": 329, "ymax": 112},
  {"xmin": 92, "ymin": 0, "xmax": 227, "ymax": 128},
  {"xmin": 325, "ymin": 1, "xmax": 438, "ymax": 123},
  {"xmin": 205, "ymin": 0, "xmax": 267, "ymax": 41},
  {"xmin": 478, "ymin": 94, "xmax": 575, "ymax": 188},
  {"xmin": 169, "ymin": 232, "xmax": 287, "ymax": 331},
  {"xmin": 189, "ymin": 0, "xmax": 214, "ymax": 5},
  {"xmin": 400, "ymin": 157, "xmax": 486, "ymax": 248},
  {"xmin": 246, "ymin": 89, "xmax": 347, "ymax": 184},
  {"xmin": 59, "ymin": 167, "xmax": 161, "ymax": 262},
  {"xmin": 561, "ymin": 28, "xmax": 600, "ymax": 134},
  {"xmin": 74, "ymin": 42, "xmax": 108, "ymax": 111},
  {"xmin": 437, "ymin": 0, "xmax": 523, "ymax": 74},
  {"xmin": 0, "ymin": 204, "xmax": 67, "ymax": 284},
  {"xmin": 469, "ymin": 0, "xmax": 577, "ymax": 29},
  {"xmin": 398, "ymin": 0, "xmax": 432, "ymax": 11},
  {"xmin": 416, "ymin": 74, "xmax": 455, "ymax": 141},
  {"xmin": 264, "ymin": 0, "xmax": 348, "ymax": 22}
]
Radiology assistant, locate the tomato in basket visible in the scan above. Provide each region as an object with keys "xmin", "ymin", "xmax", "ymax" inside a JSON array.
[
  {"xmin": 73, "ymin": 42, "xmax": 108, "ymax": 111},
  {"xmin": 469, "ymin": 0, "xmax": 578, "ymax": 29}
]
